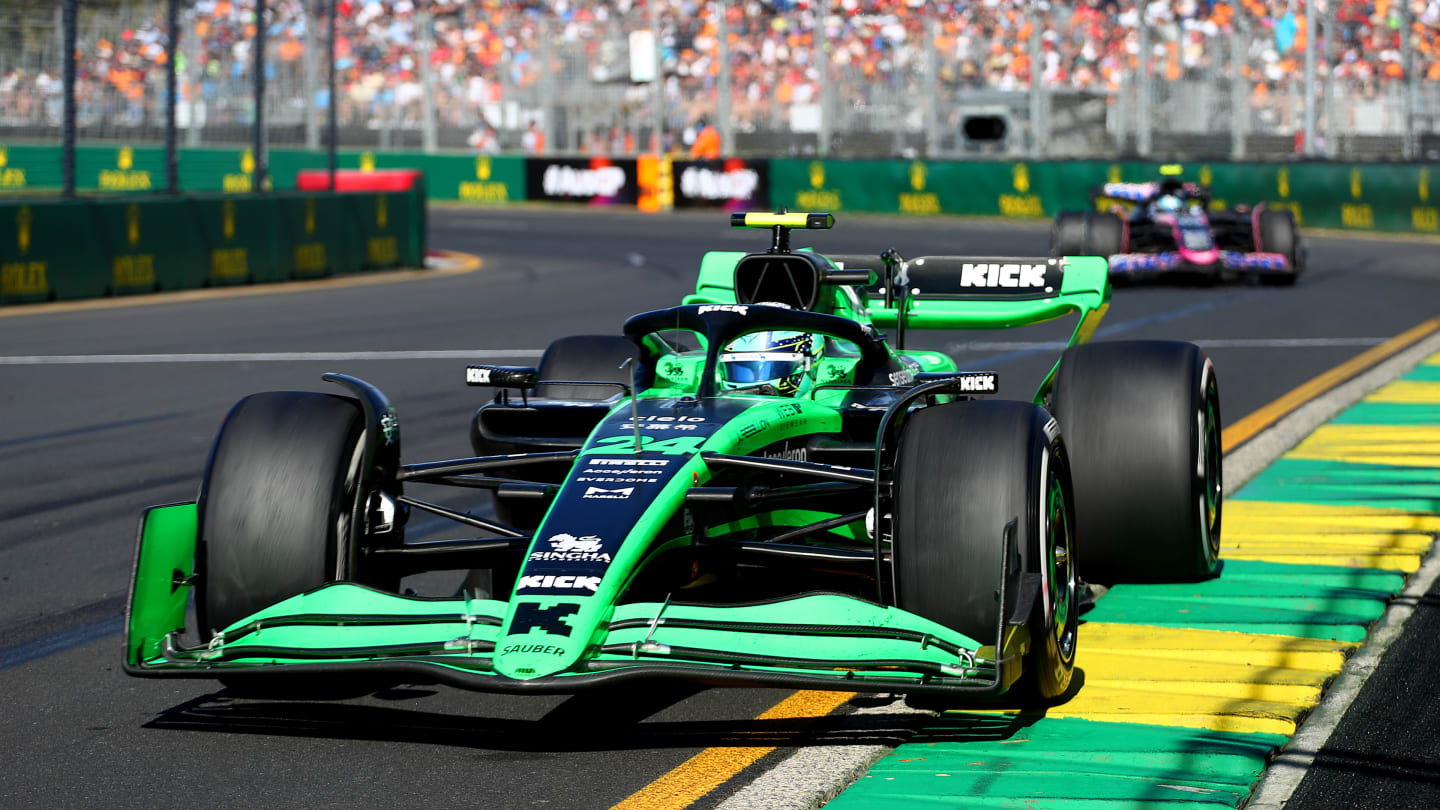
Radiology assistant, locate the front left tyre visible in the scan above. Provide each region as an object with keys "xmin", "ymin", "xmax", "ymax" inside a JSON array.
[
  {"xmin": 892, "ymin": 400, "xmax": 1078, "ymax": 700},
  {"xmin": 197, "ymin": 391, "xmax": 390, "ymax": 637}
]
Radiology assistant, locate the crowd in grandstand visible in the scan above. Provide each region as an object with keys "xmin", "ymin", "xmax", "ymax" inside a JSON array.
[{"xmin": 1, "ymin": 0, "xmax": 1437, "ymax": 148}]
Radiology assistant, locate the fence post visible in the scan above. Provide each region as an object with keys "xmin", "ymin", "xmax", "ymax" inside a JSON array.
[
  {"xmin": 924, "ymin": 14, "xmax": 939, "ymax": 158},
  {"xmin": 186, "ymin": 18, "xmax": 202, "ymax": 146},
  {"xmin": 253, "ymin": 0, "xmax": 269, "ymax": 192},
  {"xmin": 1302, "ymin": 1, "xmax": 1317, "ymax": 157},
  {"xmin": 539, "ymin": 14, "xmax": 554, "ymax": 154},
  {"xmin": 1230, "ymin": 21, "xmax": 1246, "ymax": 160},
  {"xmin": 328, "ymin": 0, "xmax": 337, "ymax": 187},
  {"xmin": 1401, "ymin": 0, "xmax": 1416, "ymax": 159},
  {"xmin": 717, "ymin": 0, "xmax": 732, "ymax": 155},
  {"xmin": 1137, "ymin": 10, "xmax": 1151, "ymax": 158},
  {"xmin": 651, "ymin": 0, "xmax": 665, "ymax": 153},
  {"xmin": 304, "ymin": 2, "xmax": 319, "ymax": 150},
  {"xmin": 166, "ymin": 0, "xmax": 180, "ymax": 193},
  {"xmin": 1324, "ymin": 0, "xmax": 1337, "ymax": 157},
  {"xmin": 62, "ymin": 0, "xmax": 77, "ymax": 197},
  {"xmin": 419, "ymin": 8, "xmax": 437, "ymax": 152},
  {"xmin": 1028, "ymin": 0, "xmax": 1044, "ymax": 158},
  {"xmin": 817, "ymin": 3, "xmax": 830, "ymax": 158}
]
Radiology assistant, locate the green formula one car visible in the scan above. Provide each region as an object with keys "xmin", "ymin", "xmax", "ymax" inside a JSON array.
[{"xmin": 125, "ymin": 212, "xmax": 1223, "ymax": 700}]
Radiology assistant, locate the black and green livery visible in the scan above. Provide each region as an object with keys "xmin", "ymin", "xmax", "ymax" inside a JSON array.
[{"xmin": 125, "ymin": 212, "xmax": 1223, "ymax": 699}]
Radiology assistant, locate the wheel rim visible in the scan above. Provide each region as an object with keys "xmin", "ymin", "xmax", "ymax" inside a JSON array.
[
  {"xmin": 1199, "ymin": 391, "xmax": 1222, "ymax": 559},
  {"xmin": 1045, "ymin": 463, "xmax": 1077, "ymax": 661}
]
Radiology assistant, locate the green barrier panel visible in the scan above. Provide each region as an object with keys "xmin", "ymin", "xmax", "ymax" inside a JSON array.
[
  {"xmin": 770, "ymin": 158, "xmax": 1439, "ymax": 236},
  {"xmin": 0, "ymin": 200, "xmax": 107, "ymax": 302},
  {"xmin": 274, "ymin": 193, "xmax": 349, "ymax": 279},
  {"xmin": 185, "ymin": 194, "xmax": 283, "ymax": 285},
  {"xmin": 0, "ymin": 187, "xmax": 424, "ymax": 306},
  {"xmin": 0, "ymin": 142, "xmax": 520, "ymax": 206}
]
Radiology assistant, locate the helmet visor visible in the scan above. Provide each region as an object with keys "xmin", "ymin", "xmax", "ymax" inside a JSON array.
[{"xmin": 720, "ymin": 352, "xmax": 809, "ymax": 385}]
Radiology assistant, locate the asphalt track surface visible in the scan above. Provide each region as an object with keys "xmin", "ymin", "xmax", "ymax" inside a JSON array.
[{"xmin": 0, "ymin": 206, "xmax": 1436, "ymax": 808}]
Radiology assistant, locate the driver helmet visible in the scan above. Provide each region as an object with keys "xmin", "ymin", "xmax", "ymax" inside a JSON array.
[
  {"xmin": 719, "ymin": 330, "xmax": 825, "ymax": 397},
  {"xmin": 1154, "ymin": 194, "xmax": 1184, "ymax": 213}
]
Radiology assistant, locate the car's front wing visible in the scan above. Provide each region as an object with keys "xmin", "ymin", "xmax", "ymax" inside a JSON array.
[
  {"xmin": 126, "ymin": 504, "xmax": 1024, "ymax": 696},
  {"xmin": 1109, "ymin": 251, "xmax": 1293, "ymax": 276}
]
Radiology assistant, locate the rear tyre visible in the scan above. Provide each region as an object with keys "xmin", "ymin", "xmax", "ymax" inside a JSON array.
[
  {"xmin": 1257, "ymin": 209, "xmax": 1301, "ymax": 285},
  {"xmin": 1051, "ymin": 212, "xmax": 1123, "ymax": 258},
  {"xmin": 1051, "ymin": 212, "xmax": 1089, "ymax": 257},
  {"xmin": 536, "ymin": 335, "xmax": 638, "ymax": 401},
  {"xmin": 892, "ymin": 401, "xmax": 1077, "ymax": 700},
  {"xmin": 1051, "ymin": 341, "xmax": 1222, "ymax": 583},
  {"xmin": 197, "ymin": 391, "xmax": 391, "ymax": 697}
]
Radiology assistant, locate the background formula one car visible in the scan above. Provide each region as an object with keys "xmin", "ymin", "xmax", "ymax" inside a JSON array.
[
  {"xmin": 125, "ymin": 212, "xmax": 1223, "ymax": 703},
  {"xmin": 1052, "ymin": 166, "xmax": 1304, "ymax": 284}
]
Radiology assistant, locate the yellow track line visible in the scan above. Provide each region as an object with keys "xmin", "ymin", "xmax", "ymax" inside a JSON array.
[
  {"xmin": 609, "ymin": 690, "xmax": 854, "ymax": 810},
  {"xmin": 0, "ymin": 249, "xmax": 483, "ymax": 318},
  {"xmin": 1221, "ymin": 314, "xmax": 1440, "ymax": 452}
]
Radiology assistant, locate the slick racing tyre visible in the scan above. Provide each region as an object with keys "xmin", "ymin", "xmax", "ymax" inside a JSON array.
[
  {"xmin": 198, "ymin": 391, "xmax": 391, "ymax": 637},
  {"xmin": 1051, "ymin": 211, "xmax": 1124, "ymax": 258},
  {"xmin": 536, "ymin": 335, "xmax": 639, "ymax": 401},
  {"xmin": 892, "ymin": 401, "xmax": 1078, "ymax": 701},
  {"xmin": 1051, "ymin": 341, "xmax": 1222, "ymax": 583},
  {"xmin": 197, "ymin": 391, "xmax": 396, "ymax": 697},
  {"xmin": 1257, "ymin": 208, "xmax": 1302, "ymax": 285}
]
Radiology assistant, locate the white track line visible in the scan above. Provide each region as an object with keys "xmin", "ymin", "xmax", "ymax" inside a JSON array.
[
  {"xmin": 0, "ymin": 350, "xmax": 545, "ymax": 365},
  {"xmin": 946, "ymin": 337, "xmax": 1386, "ymax": 352}
]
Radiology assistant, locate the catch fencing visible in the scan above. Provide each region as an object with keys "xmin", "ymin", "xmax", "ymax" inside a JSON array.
[{"xmin": 2, "ymin": 1, "xmax": 1437, "ymax": 168}]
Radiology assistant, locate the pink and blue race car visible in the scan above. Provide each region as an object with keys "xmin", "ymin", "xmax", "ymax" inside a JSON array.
[{"xmin": 1051, "ymin": 172, "xmax": 1305, "ymax": 285}]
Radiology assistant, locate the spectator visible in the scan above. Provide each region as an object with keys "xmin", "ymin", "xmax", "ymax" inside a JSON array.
[{"xmin": 689, "ymin": 117, "xmax": 721, "ymax": 158}]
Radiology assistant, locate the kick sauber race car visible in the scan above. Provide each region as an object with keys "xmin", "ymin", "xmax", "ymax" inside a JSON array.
[
  {"xmin": 1052, "ymin": 165, "xmax": 1304, "ymax": 284},
  {"xmin": 125, "ymin": 212, "xmax": 1223, "ymax": 701}
]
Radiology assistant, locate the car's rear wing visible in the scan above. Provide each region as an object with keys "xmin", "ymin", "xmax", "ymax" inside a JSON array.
[{"xmin": 861, "ymin": 254, "xmax": 1109, "ymax": 344}]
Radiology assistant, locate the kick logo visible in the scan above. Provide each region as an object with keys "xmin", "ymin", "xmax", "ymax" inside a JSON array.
[
  {"xmin": 959, "ymin": 263, "xmax": 1048, "ymax": 289},
  {"xmin": 956, "ymin": 373, "xmax": 997, "ymax": 393},
  {"xmin": 698, "ymin": 304, "xmax": 748, "ymax": 316},
  {"xmin": 518, "ymin": 574, "xmax": 602, "ymax": 593}
]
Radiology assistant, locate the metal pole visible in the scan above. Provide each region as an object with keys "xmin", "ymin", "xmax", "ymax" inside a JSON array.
[
  {"xmin": 1401, "ymin": 0, "xmax": 1415, "ymax": 158},
  {"xmin": 816, "ymin": 1, "xmax": 830, "ymax": 157},
  {"xmin": 1137, "ymin": 9, "xmax": 1151, "ymax": 158},
  {"xmin": 1302, "ymin": 0, "xmax": 1317, "ymax": 157},
  {"xmin": 304, "ymin": 3, "xmax": 319, "ymax": 149},
  {"xmin": 419, "ymin": 8, "xmax": 437, "ymax": 152},
  {"xmin": 717, "ymin": 0, "xmax": 732, "ymax": 155},
  {"xmin": 924, "ymin": 14, "xmax": 939, "ymax": 158},
  {"xmin": 328, "ymin": 0, "xmax": 337, "ymax": 186},
  {"xmin": 1324, "ymin": 0, "xmax": 1336, "ymax": 157},
  {"xmin": 185, "ymin": 16, "xmax": 201, "ymax": 146},
  {"xmin": 166, "ymin": 0, "xmax": 179, "ymax": 193},
  {"xmin": 62, "ymin": 0, "xmax": 77, "ymax": 197},
  {"xmin": 650, "ymin": 0, "xmax": 664, "ymax": 153},
  {"xmin": 539, "ymin": 14, "xmax": 555, "ymax": 154},
  {"xmin": 253, "ymin": 0, "xmax": 269, "ymax": 192},
  {"xmin": 1028, "ymin": 0, "xmax": 1044, "ymax": 158},
  {"xmin": 1230, "ymin": 19, "xmax": 1247, "ymax": 160}
]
